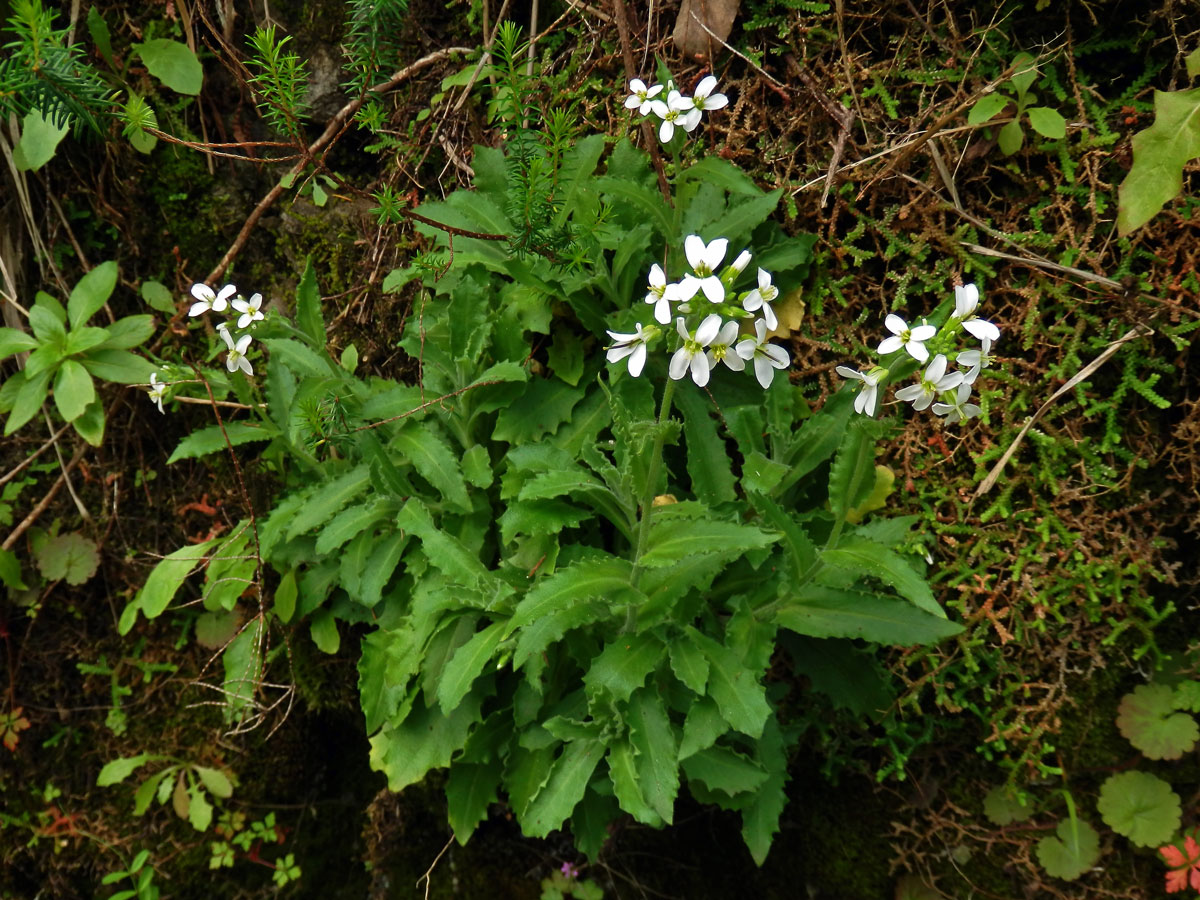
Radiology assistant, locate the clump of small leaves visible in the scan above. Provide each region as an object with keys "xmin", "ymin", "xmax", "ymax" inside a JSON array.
[{"xmin": 968, "ymin": 52, "xmax": 1067, "ymax": 155}]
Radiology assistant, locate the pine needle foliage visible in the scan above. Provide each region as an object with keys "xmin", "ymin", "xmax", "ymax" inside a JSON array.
[
  {"xmin": 343, "ymin": 0, "xmax": 410, "ymax": 92},
  {"xmin": 0, "ymin": 0, "xmax": 112, "ymax": 134},
  {"xmin": 245, "ymin": 25, "xmax": 309, "ymax": 143}
]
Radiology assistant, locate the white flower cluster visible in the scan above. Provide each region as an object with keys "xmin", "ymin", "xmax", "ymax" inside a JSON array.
[
  {"xmin": 187, "ymin": 281, "xmax": 264, "ymax": 376},
  {"xmin": 624, "ymin": 76, "xmax": 728, "ymax": 143},
  {"xmin": 836, "ymin": 284, "xmax": 998, "ymax": 422},
  {"xmin": 605, "ymin": 235, "xmax": 789, "ymax": 389}
]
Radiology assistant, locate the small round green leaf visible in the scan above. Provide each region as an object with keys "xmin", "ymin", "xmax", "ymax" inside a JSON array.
[
  {"xmin": 1036, "ymin": 818, "xmax": 1100, "ymax": 881},
  {"xmin": 983, "ymin": 785, "xmax": 1034, "ymax": 825},
  {"xmin": 134, "ymin": 39, "xmax": 203, "ymax": 95},
  {"xmin": 34, "ymin": 531, "xmax": 100, "ymax": 585},
  {"xmin": 1116, "ymin": 683, "xmax": 1200, "ymax": 759},
  {"xmin": 1097, "ymin": 771, "xmax": 1180, "ymax": 847}
]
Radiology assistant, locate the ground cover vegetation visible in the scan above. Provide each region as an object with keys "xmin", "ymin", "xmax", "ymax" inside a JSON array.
[{"xmin": 1, "ymin": 0, "xmax": 1199, "ymax": 897}]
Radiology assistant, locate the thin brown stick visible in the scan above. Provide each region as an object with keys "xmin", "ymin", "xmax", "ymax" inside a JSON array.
[
  {"xmin": 610, "ymin": 0, "xmax": 673, "ymax": 205},
  {"xmin": 350, "ymin": 379, "xmax": 506, "ymax": 432},
  {"xmin": 0, "ymin": 420, "xmax": 72, "ymax": 488}
]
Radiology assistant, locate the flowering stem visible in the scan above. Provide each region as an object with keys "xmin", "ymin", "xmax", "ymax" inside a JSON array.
[{"xmin": 626, "ymin": 376, "xmax": 677, "ymax": 612}]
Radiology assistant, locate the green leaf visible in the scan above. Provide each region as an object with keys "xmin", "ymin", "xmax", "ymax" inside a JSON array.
[
  {"xmin": 1036, "ymin": 818, "xmax": 1100, "ymax": 881},
  {"xmin": 295, "ymin": 258, "xmax": 325, "ymax": 346},
  {"xmin": 369, "ymin": 696, "xmax": 481, "ymax": 792},
  {"xmin": 708, "ymin": 189, "xmax": 783, "ymax": 247},
  {"xmin": 64, "ymin": 326, "xmax": 112, "ymax": 355},
  {"xmin": 583, "ymin": 633, "xmax": 664, "ymax": 704},
  {"xmin": 547, "ymin": 327, "xmax": 584, "ymax": 386},
  {"xmin": 446, "ymin": 760, "xmax": 501, "ymax": 843},
  {"xmin": 68, "ymin": 261, "xmax": 119, "ymax": 330},
  {"xmin": 222, "ymin": 619, "xmax": 263, "ymax": 723},
  {"xmin": 135, "ymin": 39, "xmax": 203, "ymax": 94},
  {"xmin": 607, "ymin": 738, "xmax": 660, "ymax": 825},
  {"xmin": 194, "ymin": 766, "xmax": 234, "ymax": 799},
  {"xmin": 1097, "ymin": 770, "xmax": 1180, "ymax": 848},
  {"xmin": 393, "ymin": 422, "xmax": 471, "ymax": 512},
  {"xmin": 493, "ymin": 379, "xmax": 584, "ymax": 443},
  {"xmin": 967, "ymin": 93, "xmax": 1011, "ymax": 126},
  {"xmin": 72, "ymin": 400, "xmax": 105, "ymax": 446},
  {"xmin": 1115, "ymin": 683, "xmax": 1199, "ymax": 759},
  {"xmin": 668, "ymin": 638, "xmax": 709, "ymax": 694},
  {"xmin": 87, "ymin": 6, "xmax": 116, "ymax": 69},
  {"xmin": 681, "ymin": 746, "xmax": 768, "ymax": 797},
  {"xmin": 358, "ymin": 531, "xmax": 409, "ymax": 608},
  {"xmin": 685, "ymin": 627, "xmax": 770, "ymax": 739},
  {"xmin": 1189, "ymin": 46, "xmax": 1200, "ymax": 80},
  {"xmin": 679, "ymin": 696, "xmax": 728, "ymax": 760},
  {"xmin": 0, "ymin": 327, "xmax": 38, "ymax": 361},
  {"xmin": 828, "ymin": 416, "xmax": 879, "ymax": 524},
  {"xmin": 1118, "ymin": 87, "xmax": 1200, "ymax": 234},
  {"xmin": 396, "ymin": 498, "xmax": 495, "ymax": 591},
  {"xmin": 997, "ymin": 119, "xmax": 1024, "ymax": 155},
  {"xmin": 776, "ymin": 586, "xmax": 963, "ymax": 645},
  {"xmin": 119, "ymin": 538, "xmax": 219, "ymax": 634},
  {"xmin": 739, "ymin": 715, "xmax": 788, "ymax": 865},
  {"xmin": 983, "ymin": 785, "xmax": 1034, "ymax": 826},
  {"xmin": 13, "ymin": 108, "xmax": 69, "ymax": 172},
  {"xmin": 786, "ymin": 635, "xmax": 892, "ymax": 717},
  {"xmin": 626, "ymin": 688, "xmax": 679, "ymax": 824},
  {"xmin": 1009, "ymin": 53, "xmax": 1038, "ymax": 98},
  {"xmin": 33, "ymin": 531, "xmax": 99, "ymax": 585},
  {"xmin": 1026, "ymin": 106, "xmax": 1066, "ymax": 139},
  {"xmin": 4, "ymin": 369, "xmax": 51, "ymax": 435},
  {"xmin": 309, "ymin": 608, "xmax": 340, "ymax": 654},
  {"xmin": 273, "ymin": 570, "xmax": 298, "ymax": 623},
  {"xmin": 820, "ymin": 538, "xmax": 941, "ymax": 616},
  {"xmin": 80, "ymin": 349, "xmax": 154, "ymax": 384},
  {"xmin": 285, "ymin": 465, "xmax": 371, "ymax": 541},
  {"xmin": 167, "ymin": 422, "xmax": 274, "ymax": 464},
  {"xmin": 97, "ymin": 753, "xmax": 154, "ymax": 786},
  {"xmin": 437, "ymin": 621, "xmax": 506, "ymax": 712},
  {"xmin": 675, "ymin": 386, "xmax": 736, "ymax": 505},
  {"xmin": 53, "ymin": 359, "xmax": 95, "ymax": 421},
  {"xmin": 187, "ymin": 782, "xmax": 213, "ymax": 831},
  {"xmin": 639, "ymin": 518, "xmax": 776, "ymax": 567},
  {"xmin": 0, "ymin": 549, "xmax": 26, "ymax": 590},
  {"xmin": 28, "ymin": 304, "xmax": 65, "ymax": 343},
  {"xmin": 133, "ymin": 768, "xmax": 173, "ymax": 815},
  {"xmin": 93, "ymin": 315, "xmax": 155, "ymax": 350},
  {"xmin": 507, "ymin": 557, "xmax": 636, "ymax": 643},
  {"xmin": 315, "ymin": 499, "xmax": 392, "ymax": 555}
]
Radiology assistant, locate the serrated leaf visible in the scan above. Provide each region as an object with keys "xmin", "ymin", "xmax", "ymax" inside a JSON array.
[
  {"xmin": 187, "ymin": 782, "xmax": 212, "ymax": 831},
  {"xmin": 369, "ymin": 696, "xmax": 482, "ymax": 792},
  {"xmin": 608, "ymin": 738, "xmax": 660, "ymax": 825},
  {"xmin": 393, "ymin": 422, "xmax": 471, "ymax": 511},
  {"xmin": 446, "ymin": 760, "xmax": 501, "ymax": 843},
  {"xmin": 396, "ymin": 498, "xmax": 494, "ymax": 590},
  {"xmin": 1116, "ymin": 683, "xmax": 1200, "ymax": 759},
  {"xmin": 135, "ymin": 39, "xmax": 203, "ymax": 94},
  {"xmin": 681, "ymin": 746, "xmax": 768, "ymax": 797},
  {"xmin": 133, "ymin": 768, "xmax": 172, "ymax": 815},
  {"xmin": 97, "ymin": 753, "xmax": 154, "ymax": 786},
  {"xmin": 982, "ymin": 785, "xmax": 1034, "ymax": 826},
  {"xmin": 739, "ymin": 715, "xmax": 788, "ymax": 865},
  {"xmin": 828, "ymin": 416, "xmax": 879, "ymax": 523},
  {"xmin": 1097, "ymin": 771, "xmax": 1180, "ymax": 848},
  {"xmin": 1118, "ymin": 88, "xmax": 1200, "ymax": 234},
  {"xmin": 685, "ymin": 627, "xmax": 770, "ymax": 739},
  {"xmin": 521, "ymin": 739, "xmax": 604, "ymax": 839},
  {"xmin": 167, "ymin": 422, "xmax": 274, "ymax": 464},
  {"xmin": 776, "ymin": 587, "xmax": 963, "ymax": 646},
  {"xmin": 295, "ymin": 257, "xmax": 325, "ymax": 346},
  {"xmin": 222, "ymin": 619, "xmax": 263, "ymax": 723},
  {"xmin": 820, "ymin": 538, "xmax": 941, "ymax": 616},
  {"xmin": 786, "ymin": 635, "xmax": 891, "ymax": 717},
  {"xmin": 638, "ymin": 518, "xmax": 777, "ymax": 567},
  {"xmin": 315, "ymin": 499, "xmax": 392, "ymax": 554},
  {"xmin": 493, "ymin": 378, "xmax": 584, "ymax": 443},
  {"xmin": 626, "ymin": 688, "xmax": 679, "ymax": 824},
  {"xmin": 678, "ymin": 696, "xmax": 728, "ymax": 760},
  {"xmin": 1173, "ymin": 680, "xmax": 1200, "ymax": 713},
  {"xmin": 1036, "ymin": 819, "xmax": 1100, "ymax": 881},
  {"xmin": 437, "ymin": 621, "xmax": 506, "ymax": 712},
  {"xmin": 583, "ymin": 633, "xmax": 664, "ymax": 703},
  {"xmin": 669, "ymin": 638, "xmax": 709, "ymax": 694},
  {"xmin": 285, "ymin": 465, "xmax": 370, "ymax": 541},
  {"xmin": 34, "ymin": 531, "xmax": 99, "ymax": 585},
  {"xmin": 357, "ymin": 531, "xmax": 409, "ymax": 608},
  {"xmin": 675, "ymin": 386, "xmax": 736, "ymax": 505},
  {"xmin": 120, "ymin": 538, "xmax": 219, "ymax": 634}
]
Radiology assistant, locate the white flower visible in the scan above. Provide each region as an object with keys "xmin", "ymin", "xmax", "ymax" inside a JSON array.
[
  {"xmin": 835, "ymin": 364, "xmax": 884, "ymax": 416},
  {"xmin": 932, "ymin": 382, "xmax": 982, "ymax": 424},
  {"xmin": 894, "ymin": 354, "xmax": 962, "ymax": 411},
  {"xmin": 952, "ymin": 283, "xmax": 1000, "ymax": 342},
  {"xmin": 644, "ymin": 264, "xmax": 679, "ymax": 325},
  {"xmin": 605, "ymin": 322, "xmax": 657, "ymax": 377},
  {"xmin": 189, "ymin": 282, "xmax": 236, "ymax": 317},
  {"xmin": 222, "ymin": 327, "xmax": 254, "ymax": 376},
  {"xmin": 624, "ymin": 78, "xmax": 663, "ymax": 115},
  {"xmin": 147, "ymin": 372, "xmax": 167, "ymax": 414},
  {"xmin": 649, "ymin": 91, "xmax": 701, "ymax": 142},
  {"xmin": 957, "ymin": 335, "xmax": 995, "ymax": 385},
  {"xmin": 705, "ymin": 319, "xmax": 745, "ymax": 374},
  {"xmin": 678, "ymin": 235, "xmax": 729, "ymax": 305},
  {"xmin": 736, "ymin": 319, "xmax": 790, "ymax": 389},
  {"xmin": 877, "ymin": 313, "xmax": 937, "ymax": 363},
  {"xmin": 691, "ymin": 75, "xmax": 728, "ymax": 114},
  {"xmin": 742, "ymin": 268, "xmax": 779, "ymax": 331},
  {"xmin": 669, "ymin": 314, "xmax": 722, "ymax": 386},
  {"xmin": 231, "ymin": 292, "xmax": 265, "ymax": 329},
  {"xmin": 729, "ymin": 249, "xmax": 752, "ymax": 275}
]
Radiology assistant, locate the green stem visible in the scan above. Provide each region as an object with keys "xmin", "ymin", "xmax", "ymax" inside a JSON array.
[{"xmin": 627, "ymin": 376, "xmax": 678, "ymax": 596}]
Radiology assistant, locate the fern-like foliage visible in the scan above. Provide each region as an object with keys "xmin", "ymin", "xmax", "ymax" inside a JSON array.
[
  {"xmin": 343, "ymin": 0, "xmax": 410, "ymax": 92},
  {"xmin": 0, "ymin": 0, "xmax": 113, "ymax": 133},
  {"xmin": 490, "ymin": 22, "xmax": 582, "ymax": 263},
  {"xmin": 245, "ymin": 25, "xmax": 309, "ymax": 142}
]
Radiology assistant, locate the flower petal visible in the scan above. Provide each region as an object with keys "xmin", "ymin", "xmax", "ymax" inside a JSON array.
[
  {"xmin": 684, "ymin": 235, "xmax": 706, "ymax": 270},
  {"xmin": 628, "ymin": 343, "xmax": 647, "ymax": 377},
  {"xmin": 884, "ymin": 313, "xmax": 907, "ymax": 335},
  {"xmin": 701, "ymin": 275, "xmax": 725, "ymax": 304},
  {"xmin": 695, "ymin": 313, "xmax": 723, "ymax": 345},
  {"xmin": 695, "ymin": 75, "xmax": 717, "ymax": 98},
  {"xmin": 669, "ymin": 347, "xmax": 690, "ymax": 380},
  {"xmin": 877, "ymin": 335, "xmax": 903, "ymax": 355}
]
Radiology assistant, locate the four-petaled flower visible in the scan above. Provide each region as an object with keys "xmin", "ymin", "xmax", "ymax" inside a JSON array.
[
  {"xmin": 605, "ymin": 322, "xmax": 657, "ymax": 377},
  {"xmin": 690, "ymin": 75, "xmax": 728, "ymax": 114},
  {"xmin": 953, "ymin": 283, "xmax": 1001, "ymax": 342},
  {"xmin": 644, "ymin": 264, "xmax": 678, "ymax": 324},
  {"xmin": 957, "ymin": 335, "xmax": 994, "ymax": 385},
  {"xmin": 736, "ymin": 319, "xmax": 790, "ymax": 389},
  {"xmin": 670, "ymin": 314, "xmax": 722, "ymax": 386},
  {"xmin": 878, "ymin": 313, "xmax": 937, "ymax": 362},
  {"xmin": 835, "ymin": 364, "xmax": 884, "ymax": 416},
  {"xmin": 742, "ymin": 268, "xmax": 779, "ymax": 331},
  {"xmin": 189, "ymin": 282, "xmax": 236, "ymax": 317},
  {"xmin": 706, "ymin": 320, "xmax": 746, "ymax": 374},
  {"xmin": 932, "ymin": 382, "xmax": 981, "ymax": 423},
  {"xmin": 678, "ymin": 235, "xmax": 729, "ymax": 305},
  {"xmin": 147, "ymin": 372, "xmax": 167, "ymax": 414},
  {"xmin": 895, "ymin": 354, "xmax": 962, "ymax": 411},
  {"xmin": 650, "ymin": 90, "xmax": 701, "ymax": 142},
  {"xmin": 232, "ymin": 292, "xmax": 265, "ymax": 329},
  {"xmin": 221, "ymin": 326, "xmax": 255, "ymax": 376},
  {"xmin": 1161, "ymin": 834, "xmax": 1200, "ymax": 894},
  {"xmin": 624, "ymin": 78, "xmax": 663, "ymax": 115}
]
